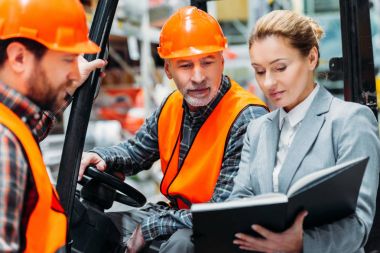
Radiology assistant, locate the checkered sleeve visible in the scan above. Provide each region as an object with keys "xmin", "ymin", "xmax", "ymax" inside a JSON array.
[
  {"xmin": 92, "ymin": 108, "xmax": 161, "ymax": 176},
  {"xmin": 34, "ymin": 111, "xmax": 55, "ymax": 142},
  {"xmin": 141, "ymin": 209, "xmax": 193, "ymax": 241},
  {"xmin": 0, "ymin": 128, "xmax": 28, "ymax": 252}
]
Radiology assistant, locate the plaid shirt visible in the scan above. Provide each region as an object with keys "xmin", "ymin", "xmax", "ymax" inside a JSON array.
[
  {"xmin": 93, "ymin": 76, "xmax": 268, "ymax": 241},
  {"xmin": 0, "ymin": 83, "xmax": 54, "ymax": 252}
]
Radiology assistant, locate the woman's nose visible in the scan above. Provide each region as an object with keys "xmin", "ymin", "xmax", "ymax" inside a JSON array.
[{"xmin": 263, "ymin": 71, "xmax": 276, "ymax": 89}]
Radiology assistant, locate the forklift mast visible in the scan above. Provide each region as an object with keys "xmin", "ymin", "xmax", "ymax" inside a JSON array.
[
  {"xmin": 339, "ymin": 0, "xmax": 378, "ymax": 118},
  {"xmin": 190, "ymin": 0, "xmax": 208, "ymax": 11},
  {"xmin": 340, "ymin": 1, "xmax": 380, "ymax": 250},
  {"xmin": 56, "ymin": 0, "xmax": 119, "ymax": 251}
]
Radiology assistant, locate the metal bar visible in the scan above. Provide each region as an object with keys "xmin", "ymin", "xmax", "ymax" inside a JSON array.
[
  {"xmin": 191, "ymin": 0, "xmax": 208, "ymax": 12},
  {"xmin": 56, "ymin": 0, "xmax": 119, "ymax": 251},
  {"xmin": 339, "ymin": 0, "xmax": 378, "ymax": 118},
  {"xmin": 340, "ymin": 0, "xmax": 379, "ymax": 250}
]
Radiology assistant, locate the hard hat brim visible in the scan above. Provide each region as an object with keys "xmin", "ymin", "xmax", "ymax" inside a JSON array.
[
  {"xmin": 158, "ymin": 45, "xmax": 226, "ymax": 59},
  {"xmin": 50, "ymin": 40, "xmax": 101, "ymax": 54},
  {"xmin": 0, "ymin": 34, "xmax": 100, "ymax": 54}
]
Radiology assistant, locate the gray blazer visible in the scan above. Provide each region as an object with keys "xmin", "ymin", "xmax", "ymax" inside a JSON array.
[{"xmin": 230, "ymin": 86, "xmax": 380, "ymax": 253}]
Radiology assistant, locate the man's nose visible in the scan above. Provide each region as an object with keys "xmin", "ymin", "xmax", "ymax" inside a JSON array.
[
  {"xmin": 191, "ymin": 65, "xmax": 205, "ymax": 84},
  {"xmin": 68, "ymin": 62, "xmax": 81, "ymax": 82}
]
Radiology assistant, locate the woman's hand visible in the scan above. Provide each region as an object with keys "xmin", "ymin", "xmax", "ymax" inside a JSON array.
[{"xmin": 233, "ymin": 210, "xmax": 308, "ymax": 253}]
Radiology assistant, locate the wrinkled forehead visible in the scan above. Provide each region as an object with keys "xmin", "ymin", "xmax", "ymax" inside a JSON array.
[{"xmin": 167, "ymin": 51, "xmax": 223, "ymax": 63}]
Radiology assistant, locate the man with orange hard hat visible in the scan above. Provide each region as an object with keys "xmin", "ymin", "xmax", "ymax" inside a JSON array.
[
  {"xmin": 0, "ymin": 0, "xmax": 105, "ymax": 252},
  {"xmin": 79, "ymin": 6, "xmax": 268, "ymax": 253}
]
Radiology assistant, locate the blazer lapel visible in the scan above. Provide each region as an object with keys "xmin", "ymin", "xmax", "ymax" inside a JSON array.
[
  {"xmin": 257, "ymin": 111, "xmax": 280, "ymax": 193},
  {"xmin": 278, "ymin": 87, "xmax": 333, "ymax": 193}
]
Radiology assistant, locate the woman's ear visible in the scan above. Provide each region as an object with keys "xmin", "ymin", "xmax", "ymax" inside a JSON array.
[{"xmin": 308, "ymin": 46, "xmax": 319, "ymax": 71}]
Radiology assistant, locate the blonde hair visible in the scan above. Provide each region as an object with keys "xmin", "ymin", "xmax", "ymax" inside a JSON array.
[{"xmin": 249, "ymin": 10, "xmax": 324, "ymax": 62}]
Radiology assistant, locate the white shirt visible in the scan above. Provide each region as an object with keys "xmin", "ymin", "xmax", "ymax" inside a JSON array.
[{"xmin": 272, "ymin": 84, "xmax": 320, "ymax": 192}]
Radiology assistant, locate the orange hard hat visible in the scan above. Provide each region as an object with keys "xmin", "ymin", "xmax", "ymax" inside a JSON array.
[
  {"xmin": 157, "ymin": 6, "xmax": 227, "ymax": 59},
  {"xmin": 0, "ymin": 0, "xmax": 99, "ymax": 54}
]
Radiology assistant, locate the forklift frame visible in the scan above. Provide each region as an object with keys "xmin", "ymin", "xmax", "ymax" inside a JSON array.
[
  {"xmin": 339, "ymin": 1, "xmax": 380, "ymax": 250},
  {"xmin": 56, "ymin": 0, "xmax": 119, "ymax": 251},
  {"xmin": 339, "ymin": 0, "xmax": 378, "ymax": 118}
]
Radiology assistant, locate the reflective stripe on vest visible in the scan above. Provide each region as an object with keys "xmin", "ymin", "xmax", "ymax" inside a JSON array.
[
  {"xmin": 0, "ymin": 103, "xmax": 67, "ymax": 253},
  {"xmin": 158, "ymin": 80, "xmax": 267, "ymax": 209}
]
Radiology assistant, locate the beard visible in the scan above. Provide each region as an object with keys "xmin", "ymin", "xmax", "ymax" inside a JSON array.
[
  {"xmin": 183, "ymin": 93, "xmax": 213, "ymax": 108},
  {"xmin": 26, "ymin": 64, "xmax": 72, "ymax": 113},
  {"xmin": 181, "ymin": 82, "xmax": 217, "ymax": 109}
]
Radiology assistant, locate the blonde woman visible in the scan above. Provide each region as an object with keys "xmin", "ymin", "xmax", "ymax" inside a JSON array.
[{"xmin": 230, "ymin": 10, "xmax": 380, "ymax": 253}]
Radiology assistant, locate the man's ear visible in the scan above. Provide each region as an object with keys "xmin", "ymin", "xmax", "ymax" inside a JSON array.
[
  {"xmin": 6, "ymin": 42, "xmax": 32, "ymax": 74},
  {"xmin": 164, "ymin": 60, "xmax": 173, "ymax": 79}
]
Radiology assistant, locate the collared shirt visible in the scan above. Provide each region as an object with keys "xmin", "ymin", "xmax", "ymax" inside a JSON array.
[
  {"xmin": 92, "ymin": 75, "xmax": 269, "ymax": 241},
  {"xmin": 273, "ymin": 84, "xmax": 319, "ymax": 192},
  {"xmin": 0, "ymin": 82, "xmax": 53, "ymax": 252}
]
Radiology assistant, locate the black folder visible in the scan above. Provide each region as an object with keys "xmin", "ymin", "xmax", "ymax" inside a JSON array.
[{"xmin": 191, "ymin": 156, "xmax": 369, "ymax": 253}]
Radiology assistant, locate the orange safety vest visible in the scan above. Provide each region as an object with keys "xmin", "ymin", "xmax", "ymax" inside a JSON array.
[
  {"xmin": 158, "ymin": 80, "xmax": 267, "ymax": 209},
  {"xmin": 0, "ymin": 103, "xmax": 67, "ymax": 253}
]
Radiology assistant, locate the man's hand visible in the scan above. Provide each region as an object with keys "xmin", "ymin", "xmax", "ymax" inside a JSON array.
[
  {"xmin": 233, "ymin": 211, "xmax": 307, "ymax": 253},
  {"xmin": 74, "ymin": 55, "xmax": 107, "ymax": 90},
  {"xmin": 78, "ymin": 152, "xmax": 107, "ymax": 180},
  {"xmin": 126, "ymin": 225, "xmax": 146, "ymax": 253}
]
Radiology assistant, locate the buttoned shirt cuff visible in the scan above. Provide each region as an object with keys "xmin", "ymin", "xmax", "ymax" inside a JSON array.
[{"xmin": 141, "ymin": 215, "xmax": 160, "ymax": 242}]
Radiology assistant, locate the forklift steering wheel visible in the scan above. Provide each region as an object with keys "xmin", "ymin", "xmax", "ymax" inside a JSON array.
[{"xmin": 80, "ymin": 166, "xmax": 147, "ymax": 207}]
